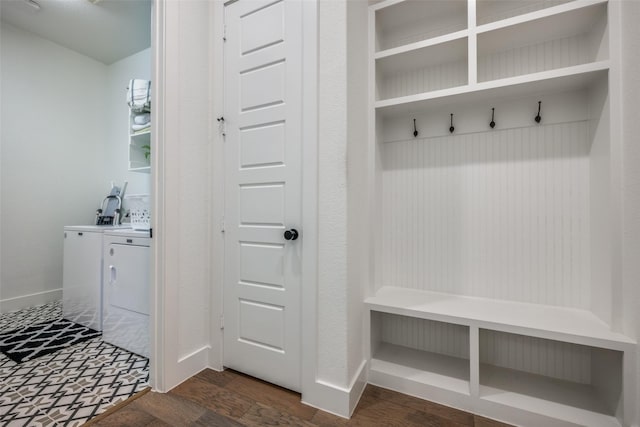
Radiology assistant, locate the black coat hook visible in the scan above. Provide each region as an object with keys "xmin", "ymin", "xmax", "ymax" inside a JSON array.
[
  {"xmin": 449, "ymin": 113, "xmax": 455, "ymax": 133},
  {"xmin": 490, "ymin": 108, "xmax": 496, "ymax": 129},
  {"xmin": 535, "ymin": 101, "xmax": 542, "ymax": 123},
  {"xmin": 413, "ymin": 118, "xmax": 418, "ymax": 137}
]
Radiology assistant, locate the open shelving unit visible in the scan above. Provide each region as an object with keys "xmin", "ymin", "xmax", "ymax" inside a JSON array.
[
  {"xmin": 366, "ymin": 0, "xmax": 636, "ymax": 426},
  {"xmin": 128, "ymin": 104, "xmax": 151, "ymax": 173},
  {"xmin": 129, "ymin": 129, "xmax": 150, "ymax": 172}
]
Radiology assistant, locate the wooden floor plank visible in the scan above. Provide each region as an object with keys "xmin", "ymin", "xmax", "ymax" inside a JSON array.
[
  {"xmin": 193, "ymin": 408, "xmax": 246, "ymax": 427},
  {"xmin": 194, "ymin": 367, "xmax": 239, "ymax": 388},
  {"xmin": 130, "ymin": 391, "xmax": 208, "ymax": 425},
  {"xmin": 91, "ymin": 403, "xmax": 170, "ymax": 427},
  {"xmin": 224, "ymin": 370, "xmax": 318, "ymax": 421},
  {"xmin": 94, "ymin": 369, "xmax": 514, "ymax": 427},
  {"xmin": 364, "ymin": 385, "xmax": 475, "ymax": 426},
  {"xmin": 240, "ymin": 402, "xmax": 318, "ymax": 427},
  {"xmin": 169, "ymin": 376, "xmax": 255, "ymax": 419}
]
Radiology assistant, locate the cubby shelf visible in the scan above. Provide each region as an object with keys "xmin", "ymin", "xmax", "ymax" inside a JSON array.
[
  {"xmin": 480, "ymin": 364, "xmax": 621, "ymax": 427},
  {"xmin": 370, "ymin": 343, "xmax": 470, "ymax": 395},
  {"xmin": 366, "ymin": 287, "xmax": 635, "ymax": 351}
]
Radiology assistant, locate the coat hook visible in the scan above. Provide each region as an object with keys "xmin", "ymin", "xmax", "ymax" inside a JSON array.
[
  {"xmin": 449, "ymin": 113, "xmax": 455, "ymax": 134},
  {"xmin": 535, "ymin": 101, "xmax": 542, "ymax": 123},
  {"xmin": 490, "ymin": 108, "xmax": 496, "ymax": 129},
  {"xmin": 216, "ymin": 116, "xmax": 225, "ymax": 122},
  {"xmin": 413, "ymin": 119, "xmax": 418, "ymax": 137}
]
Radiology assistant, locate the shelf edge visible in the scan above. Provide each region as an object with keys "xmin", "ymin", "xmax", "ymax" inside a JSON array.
[
  {"xmin": 375, "ymin": 30, "xmax": 469, "ymax": 60},
  {"xmin": 375, "ymin": 61, "xmax": 610, "ymax": 111}
]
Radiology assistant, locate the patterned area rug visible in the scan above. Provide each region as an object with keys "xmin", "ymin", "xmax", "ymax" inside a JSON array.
[{"xmin": 0, "ymin": 319, "xmax": 100, "ymax": 364}]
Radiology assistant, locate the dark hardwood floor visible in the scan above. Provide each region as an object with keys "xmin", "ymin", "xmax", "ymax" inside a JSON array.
[{"xmin": 88, "ymin": 369, "xmax": 513, "ymax": 426}]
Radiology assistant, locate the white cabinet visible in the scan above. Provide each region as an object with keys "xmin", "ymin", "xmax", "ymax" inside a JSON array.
[
  {"xmin": 102, "ymin": 230, "xmax": 150, "ymax": 357},
  {"xmin": 62, "ymin": 227, "xmax": 103, "ymax": 331},
  {"xmin": 366, "ymin": 1, "xmax": 636, "ymax": 426}
]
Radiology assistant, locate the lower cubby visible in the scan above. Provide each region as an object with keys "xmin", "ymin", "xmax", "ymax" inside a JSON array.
[
  {"xmin": 370, "ymin": 312, "xmax": 470, "ymax": 396},
  {"xmin": 479, "ymin": 329, "xmax": 623, "ymax": 427}
]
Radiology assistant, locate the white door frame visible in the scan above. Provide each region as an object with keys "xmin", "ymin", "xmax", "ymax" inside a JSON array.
[
  {"xmin": 149, "ymin": 0, "xmax": 166, "ymax": 391},
  {"xmin": 150, "ymin": 0, "xmax": 320, "ymax": 398}
]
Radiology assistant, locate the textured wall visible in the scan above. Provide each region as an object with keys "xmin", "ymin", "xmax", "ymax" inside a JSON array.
[{"xmin": 317, "ymin": 0, "xmax": 349, "ymax": 387}]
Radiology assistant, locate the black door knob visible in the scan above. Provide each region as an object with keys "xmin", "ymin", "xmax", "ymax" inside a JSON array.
[{"xmin": 284, "ymin": 229, "xmax": 299, "ymax": 241}]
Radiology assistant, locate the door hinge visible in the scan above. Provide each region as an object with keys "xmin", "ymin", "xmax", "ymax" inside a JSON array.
[
  {"xmin": 223, "ymin": 24, "xmax": 227, "ymax": 42},
  {"xmin": 220, "ymin": 315, "xmax": 224, "ymax": 330},
  {"xmin": 149, "ymin": 228, "xmax": 153, "ymax": 238},
  {"xmin": 220, "ymin": 218, "xmax": 225, "ymax": 233}
]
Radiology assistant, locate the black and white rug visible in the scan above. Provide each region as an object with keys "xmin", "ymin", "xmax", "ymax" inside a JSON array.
[{"xmin": 0, "ymin": 318, "xmax": 100, "ymax": 363}]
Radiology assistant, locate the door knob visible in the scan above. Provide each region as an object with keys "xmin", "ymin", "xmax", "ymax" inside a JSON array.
[{"xmin": 283, "ymin": 229, "xmax": 299, "ymax": 241}]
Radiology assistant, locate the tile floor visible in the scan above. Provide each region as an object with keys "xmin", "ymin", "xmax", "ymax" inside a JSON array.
[{"xmin": 0, "ymin": 301, "xmax": 149, "ymax": 427}]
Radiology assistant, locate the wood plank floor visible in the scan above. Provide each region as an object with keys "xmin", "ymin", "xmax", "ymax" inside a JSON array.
[{"xmin": 89, "ymin": 369, "xmax": 513, "ymax": 427}]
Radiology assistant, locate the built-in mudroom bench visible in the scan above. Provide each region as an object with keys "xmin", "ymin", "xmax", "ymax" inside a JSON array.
[
  {"xmin": 366, "ymin": 287, "xmax": 635, "ymax": 427},
  {"xmin": 365, "ymin": 0, "xmax": 637, "ymax": 425}
]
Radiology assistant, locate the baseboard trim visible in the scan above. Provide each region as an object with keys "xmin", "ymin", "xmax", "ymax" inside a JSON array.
[
  {"xmin": 0, "ymin": 289, "xmax": 62, "ymax": 314},
  {"xmin": 348, "ymin": 360, "xmax": 368, "ymax": 416},
  {"xmin": 301, "ymin": 359, "xmax": 368, "ymax": 418},
  {"xmin": 158, "ymin": 345, "xmax": 210, "ymax": 393}
]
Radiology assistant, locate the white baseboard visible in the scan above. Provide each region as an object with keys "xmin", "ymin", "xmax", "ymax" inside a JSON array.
[
  {"xmin": 156, "ymin": 345, "xmax": 210, "ymax": 393},
  {"xmin": 302, "ymin": 359, "xmax": 368, "ymax": 418},
  {"xmin": 0, "ymin": 289, "xmax": 62, "ymax": 314}
]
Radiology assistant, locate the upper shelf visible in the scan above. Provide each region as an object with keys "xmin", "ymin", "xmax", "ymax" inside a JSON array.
[
  {"xmin": 365, "ymin": 286, "xmax": 635, "ymax": 351},
  {"xmin": 372, "ymin": 0, "xmax": 609, "ymax": 111},
  {"xmin": 373, "ymin": 0, "xmax": 468, "ymax": 52},
  {"xmin": 477, "ymin": 1, "xmax": 608, "ymax": 58},
  {"xmin": 375, "ymin": 61, "xmax": 608, "ymax": 117}
]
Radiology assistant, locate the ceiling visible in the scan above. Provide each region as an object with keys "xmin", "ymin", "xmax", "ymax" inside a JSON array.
[{"xmin": 0, "ymin": 0, "xmax": 151, "ymax": 65}]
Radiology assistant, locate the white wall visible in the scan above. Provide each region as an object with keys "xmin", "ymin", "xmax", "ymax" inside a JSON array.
[
  {"xmin": 317, "ymin": 0, "xmax": 349, "ymax": 388},
  {"xmin": 151, "ymin": 0, "xmax": 211, "ymax": 392},
  {"xmin": 346, "ymin": 0, "xmax": 369, "ymax": 399},
  {"xmin": 0, "ymin": 22, "xmax": 151, "ymax": 313},
  {"xmin": 308, "ymin": 0, "xmax": 368, "ymax": 415},
  {"xmin": 106, "ymin": 48, "xmax": 152, "ymax": 203},
  {"xmin": 0, "ymin": 23, "xmax": 107, "ymax": 311},
  {"xmin": 620, "ymin": 1, "xmax": 640, "ymax": 425}
]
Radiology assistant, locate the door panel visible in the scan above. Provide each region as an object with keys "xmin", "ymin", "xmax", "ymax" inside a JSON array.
[
  {"xmin": 224, "ymin": 0, "xmax": 302, "ymax": 392},
  {"xmin": 240, "ymin": 61, "xmax": 285, "ymax": 110},
  {"xmin": 239, "ymin": 183, "xmax": 285, "ymax": 226},
  {"xmin": 238, "ymin": 299, "xmax": 285, "ymax": 350},
  {"xmin": 239, "ymin": 122, "xmax": 285, "ymax": 168},
  {"xmin": 239, "ymin": 242, "xmax": 285, "ymax": 288}
]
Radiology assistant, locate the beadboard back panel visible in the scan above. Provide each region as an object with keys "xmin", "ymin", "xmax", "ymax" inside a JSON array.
[
  {"xmin": 380, "ymin": 121, "xmax": 591, "ymax": 308},
  {"xmin": 480, "ymin": 329, "xmax": 592, "ymax": 384},
  {"xmin": 477, "ymin": 34, "xmax": 595, "ymax": 83},
  {"xmin": 379, "ymin": 59, "xmax": 468, "ymax": 101},
  {"xmin": 378, "ymin": 312, "xmax": 469, "ymax": 360},
  {"xmin": 476, "ymin": 0, "xmax": 573, "ymax": 26}
]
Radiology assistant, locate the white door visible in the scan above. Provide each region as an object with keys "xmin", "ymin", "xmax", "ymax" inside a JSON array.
[{"xmin": 223, "ymin": 0, "xmax": 303, "ymax": 392}]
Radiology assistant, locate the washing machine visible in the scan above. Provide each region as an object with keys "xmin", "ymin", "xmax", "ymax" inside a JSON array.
[
  {"xmin": 102, "ymin": 229, "xmax": 151, "ymax": 357},
  {"xmin": 62, "ymin": 225, "xmax": 130, "ymax": 331}
]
